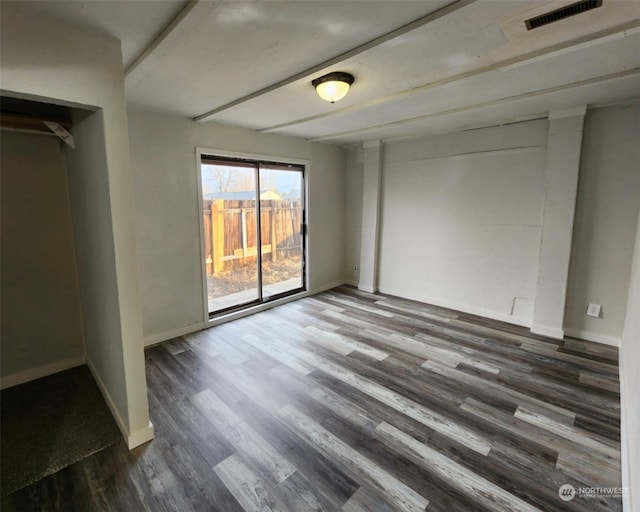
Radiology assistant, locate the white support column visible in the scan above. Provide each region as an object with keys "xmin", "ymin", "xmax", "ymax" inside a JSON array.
[
  {"xmin": 358, "ymin": 140, "xmax": 383, "ymax": 293},
  {"xmin": 531, "ymin": 106, "xmax": 586, "ymax": 339}
]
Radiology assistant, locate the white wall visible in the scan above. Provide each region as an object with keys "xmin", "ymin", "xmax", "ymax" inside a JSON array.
[
  {"xmin": 0, "ymin": 9, "xmax": 152, "ymax": 447},
  {"xmin": 1, "ymin": 131, "xmax": 85, "ymax": 387},
  {"xmin": 377, "ymin": 120, "xmax": 548, "ymax": 325},
  {"xmin": 127, "ymin": 108, "xmax": 346, "ymax": 345},
  {"xmin": 308, "ymin": 143, "xmax": 346, "ymax": 290},
  {"xmin": 565, "ymin": 104, "xmax": 640, "ymax": 344},
  {"xmin": 345, "ymin": 147, "xmax": 364, "ymax": 285},
  {"xmin": 620, "ymin": 206, "xmax": 640, "ymax": 512},
  {"xmin": 346, "ymin": 106, "xmax": 639, "ymax": 343}
]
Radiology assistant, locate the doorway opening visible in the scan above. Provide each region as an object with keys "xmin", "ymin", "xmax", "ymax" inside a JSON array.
[{"xmin": 199, "ymin": 154, "xmax": 306, "ymax": 316}]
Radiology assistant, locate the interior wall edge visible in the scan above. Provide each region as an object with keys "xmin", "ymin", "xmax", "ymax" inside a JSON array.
[{"xmin": 0, "ymin": 355, "xmax": 86, "ymax": 391}]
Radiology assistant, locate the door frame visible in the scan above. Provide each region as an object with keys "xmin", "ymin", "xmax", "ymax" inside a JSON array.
[{"xmin": 194, "ymin": 147, "xmax": 310, "ymax": 323}]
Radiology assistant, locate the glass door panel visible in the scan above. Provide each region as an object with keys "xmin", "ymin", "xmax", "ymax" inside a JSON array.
[
  {"xmin": 201, "ymin": 162, "xmax": 259, "ymax": 314},
  {"xmin": 259, "ymin": 165, "xmax": 305, "ymax": 300},
  {"xmin": 200, "ymin": 155, "xmax": 306, "ymax": 317}
]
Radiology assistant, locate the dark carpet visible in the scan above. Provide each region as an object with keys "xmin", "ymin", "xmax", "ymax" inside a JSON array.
[{"xmin": 1, "ymin": 365, "xmax": 122, "ymax": 498}]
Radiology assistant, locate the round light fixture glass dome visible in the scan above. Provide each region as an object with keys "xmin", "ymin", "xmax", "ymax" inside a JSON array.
[{"xmin": 312, "ymin": 72, "xmax": 355, "ymax": 103}]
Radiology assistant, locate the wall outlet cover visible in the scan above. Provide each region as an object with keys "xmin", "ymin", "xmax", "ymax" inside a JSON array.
[{"xmin": 586, "ymin": 303, "xmax": 602, "ymax": 318}]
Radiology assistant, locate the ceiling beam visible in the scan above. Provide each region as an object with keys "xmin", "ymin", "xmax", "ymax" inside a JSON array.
[
  {"xmin": 374, "ymin": 113, "xmax": 549, "ymax": 146},
  {"xmin": 260, "ymin": 20, "xmax": 640, "ymax": 134},
  {"xmin": 125, "ymin": 1, "xmax": 221, "ymax": 79},
  {"xmin": 308, "ymin": 67, "xmax": 640, "ymax": 142},
  {"xmin": 192, "ymin": 0, "xmax": 473, "ymax": 123}
]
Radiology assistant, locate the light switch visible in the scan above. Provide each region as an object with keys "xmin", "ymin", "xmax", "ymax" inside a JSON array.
[{"xmin": 586, "ymin": 303, "xmax": 601, "ymax": 318}]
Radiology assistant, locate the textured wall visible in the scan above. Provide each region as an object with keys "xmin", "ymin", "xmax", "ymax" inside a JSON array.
[
  {"xmin": 565, "ymin": 104, "xmax": 640, "ymax": 342},
  {"xmin": 1, "ymin": 131, "xmax": 84, "ymax": 385},
  {"xmin": 378, "ymin": 120, "xmax": 548, "ymax": 325}
]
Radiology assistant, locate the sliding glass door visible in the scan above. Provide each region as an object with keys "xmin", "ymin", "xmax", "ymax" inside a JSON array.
[
  {"xmin": 259, "ymin": 164, "xmax": 304, "ymax": 300},
  {"xmin": 200, "ymin": 155, "xmax": 305, "ymax": 316}
]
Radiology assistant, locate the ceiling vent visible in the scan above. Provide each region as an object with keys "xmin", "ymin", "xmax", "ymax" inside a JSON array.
[{"xmin": 525, "ymin": 0, "xmax": 602, "ymax": 30}]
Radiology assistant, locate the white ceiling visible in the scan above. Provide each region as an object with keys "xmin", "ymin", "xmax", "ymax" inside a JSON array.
[
  {"xmin": 5, "ymin": 0, "xmax": 640, "ymax": 146},
  {"xmin": 1, "ymin": 0, "xmax": 187, "ymax": 70}
]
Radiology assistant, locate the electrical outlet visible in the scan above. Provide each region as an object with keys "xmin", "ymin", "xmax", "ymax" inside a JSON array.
[
  {"xmin": 586, "ymin": 303, "xmax": 602, "ymax": 318},
  {"xmin": 353, "ymin": 265, "xmax": 358, "ymax": 273}
]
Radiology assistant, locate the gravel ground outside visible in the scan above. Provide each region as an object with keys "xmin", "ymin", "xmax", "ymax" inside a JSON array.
[{"xmin": 207, "ymin": 256, "xmax": 302, "ymax": 300}]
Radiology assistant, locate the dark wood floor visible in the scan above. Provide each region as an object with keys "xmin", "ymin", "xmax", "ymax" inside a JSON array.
[{"xmin": 2, "ymin": 287, "xmax": 622, "ymax": 511}]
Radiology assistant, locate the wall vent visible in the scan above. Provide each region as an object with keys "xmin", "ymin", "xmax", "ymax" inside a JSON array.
[{"xmin": 525, "ymin": 0, "xmax": 602, "ymax": 30}]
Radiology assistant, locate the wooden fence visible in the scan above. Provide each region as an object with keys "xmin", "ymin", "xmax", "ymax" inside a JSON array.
[{"xmin": 203, "ymin": 199, "xmax": 302, "ymax": 275}]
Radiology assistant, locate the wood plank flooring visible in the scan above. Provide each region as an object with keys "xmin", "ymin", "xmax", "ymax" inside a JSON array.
[{"xmin": 2, "ymin": 286, "xmax": 622, "ymax": 511}]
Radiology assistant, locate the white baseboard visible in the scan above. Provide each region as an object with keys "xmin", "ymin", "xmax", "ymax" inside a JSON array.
[
  {"xmin": 127, "ymin": 422, "xmax": 155, "ymax": 450},
  {"xmin": 310, "ymin": 280, "xmax": 347, "ymax": 295},
  {"xmin": 144, "ymin": 322, "xmax": 207, "ymax": 347},
  {"xmin": 86, "ymin": 358, "xmax": 154, "ymax": 449},
  {"xmin": 86, "ymin": 358, "xmax": 128, "ymax": 445},
  {"xmin": 530, "ymin": 324, "xmax": 565, "ymax": 340},
  {"xmin": 358, "ymin": 284, "xmax": 376, "ymax": 293},
  {"xmin": 0, "ymin": 355, "xmax": 86, "ymax": 390},
  {"xmin": 563, "ymin": 328, "xmax": 621, "ymax": 347},
  {"xmin": 377, "ymin": 286, "xmax": 532, "ymax": 328}
]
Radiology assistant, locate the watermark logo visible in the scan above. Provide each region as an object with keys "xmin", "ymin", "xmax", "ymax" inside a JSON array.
[
  {"xmin": 558, "ymin": 484, "xmax": 627, "ymax": 501},
  {"xmin": 558, "ymin": 484, "xmax": 576, "ymax": 501}
]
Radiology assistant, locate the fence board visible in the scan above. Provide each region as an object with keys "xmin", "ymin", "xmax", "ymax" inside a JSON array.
[{"xmin": 203, "ymin": 199, "xmax": 302, "ymax": 274}]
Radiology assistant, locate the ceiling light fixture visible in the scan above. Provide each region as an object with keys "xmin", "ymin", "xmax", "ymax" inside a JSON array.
[{"xmin": 312, "ymin": 72, "xmax": 355, "ymax": 103}]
